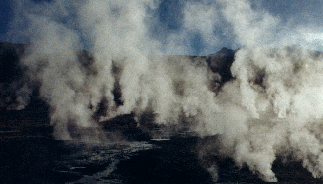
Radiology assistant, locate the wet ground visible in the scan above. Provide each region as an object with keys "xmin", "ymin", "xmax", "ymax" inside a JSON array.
[
  {"xmin": 1, "ymin": 131, "xmax": 323, "ymax": 184},
  {"xmin": 1, "ymin": 107, "xmax": 323, "ymax": 183}
]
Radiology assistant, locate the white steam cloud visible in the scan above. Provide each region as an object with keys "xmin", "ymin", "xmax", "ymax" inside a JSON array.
[{"xmin": 6, "ymin": 0, "xmax": 323, "ymax": 182}]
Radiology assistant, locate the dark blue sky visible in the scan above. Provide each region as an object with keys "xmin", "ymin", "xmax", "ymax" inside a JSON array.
[
  {"xmin": 1, "ymin": 0, "xmax": 323, "ymax": 54},
  {"xmin": 0, "ymin": 0, "xmax": 13, "ymax": 37}
]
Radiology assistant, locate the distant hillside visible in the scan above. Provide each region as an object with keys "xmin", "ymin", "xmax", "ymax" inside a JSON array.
[
  {"xmin": 206, "ymin": 47, "xmax": 236, "ymax": 83},
  {"xmin": 0, "ymin": 42, "xmax": 25, "ymax": 83}
]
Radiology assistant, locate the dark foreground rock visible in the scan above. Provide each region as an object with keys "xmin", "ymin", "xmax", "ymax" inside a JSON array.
[{"xmin": 1, "ymin": 134, "xmax": 323, "ymax": 183}]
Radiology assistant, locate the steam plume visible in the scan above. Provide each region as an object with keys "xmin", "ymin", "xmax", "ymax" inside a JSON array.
[{"xmin": 5, "ymin": 0, "xmax": 323, "ymax": 182}]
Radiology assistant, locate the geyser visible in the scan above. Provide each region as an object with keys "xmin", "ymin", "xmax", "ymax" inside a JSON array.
[{"xmin": 5, "ymin": 0, "xmax": 323, "ymax": 182}]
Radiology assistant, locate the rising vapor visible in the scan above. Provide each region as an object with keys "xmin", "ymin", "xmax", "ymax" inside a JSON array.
[{"xmin": 5, "ymin": 0, "xmax": 323, "ymax": 182}]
